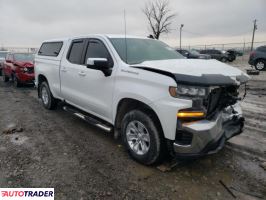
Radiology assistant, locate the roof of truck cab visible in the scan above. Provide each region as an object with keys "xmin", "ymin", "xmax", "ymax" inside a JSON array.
[{"xmin": 42, "ymin": 34, "xmax": 149, "ymax": 43}]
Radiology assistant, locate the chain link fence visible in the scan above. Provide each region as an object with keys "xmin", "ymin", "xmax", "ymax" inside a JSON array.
[
  {"xmin": 182, "ymin": 41, "xmax": 266, "ymax": 54},
  {"xmin": 1, "ymin": 41, "xmax": 266, "ymax": 55},
  {"xmin": 0, "ymin": 46, "xmax": 38, "ymax": 53}
]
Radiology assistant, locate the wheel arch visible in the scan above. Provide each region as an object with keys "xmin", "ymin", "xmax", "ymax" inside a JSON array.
[
  {"xmin": 37, "ymin": 74, "xmax": 48, "ymax": 98},
  {"xmin": 114, "ymin": 98, "xmax": 164, "ymax": 139},
  {"xmin": 255, "ymin": 58, "xmax": 266, "ymax": 63}
]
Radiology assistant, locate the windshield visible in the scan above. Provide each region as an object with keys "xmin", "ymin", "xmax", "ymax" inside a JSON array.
[
  {"xmin": 0, "ymin": 52, "xmax": 8, "ymax": 58},
  {"xmin": 189, "ymin": 50, "xmax": 200, "ymax": 55},
  {"xmin": 109, "ymin": 38, "xmax": 183, "ymax": 64},
  {"xmin": 14, "ymin": 53, "xmax": 34, "ymax": 62}
]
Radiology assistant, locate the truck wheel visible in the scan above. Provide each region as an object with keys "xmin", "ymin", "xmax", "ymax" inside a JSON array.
[
  {"xmin": 2, "ymin": 72, "xmax": 9, "ymax": 82},
  {"xmin": 121, "ymin": 110, "xmax": 164, "ymax": 165},
  {"xmin": 13, "ymin": 76, "xmax": 22, "ymax": 87},
  {"xmin": 40, "ymin": 81, "xmax": 57, "ymax": 110},
  {"xmin": 255, "ymin": 59, "xmax": 265, "ymax": 71}
]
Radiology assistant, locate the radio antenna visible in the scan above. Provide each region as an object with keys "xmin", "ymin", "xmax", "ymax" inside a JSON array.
[{"xmin": 124, "ymin": 9, "xmax": 128, "ymax": 64}]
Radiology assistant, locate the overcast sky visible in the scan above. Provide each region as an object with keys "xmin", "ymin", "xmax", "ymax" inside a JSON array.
[{"xmin": 0, "ymin": 0, "xmax": 265, "ymax": 47}]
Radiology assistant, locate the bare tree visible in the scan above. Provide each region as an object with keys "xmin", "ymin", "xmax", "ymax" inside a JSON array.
[{"xmin": 143, "ymin": 0, "xmax": 176, "ymax": 39}]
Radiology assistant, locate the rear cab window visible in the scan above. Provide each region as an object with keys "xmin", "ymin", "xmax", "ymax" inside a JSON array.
[{"xmin": 38, "ymin": 42, "xmax": 63, "ymax": 57}]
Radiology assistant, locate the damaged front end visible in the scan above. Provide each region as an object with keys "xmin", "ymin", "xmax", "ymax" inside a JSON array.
[
  {"xmin": 173, "ymin": 74, "xmax": 249, "ymax": 157},
  {"xmin": 132, "ymin": 65, "xmax": 250, "ymax": 157}
]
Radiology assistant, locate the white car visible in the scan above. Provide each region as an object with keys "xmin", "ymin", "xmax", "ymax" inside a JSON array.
[{"xmin": 35, "ymin": 35, "xmax": 249, "ymax": 165}]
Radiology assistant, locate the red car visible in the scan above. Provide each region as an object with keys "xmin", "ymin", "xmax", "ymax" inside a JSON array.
[{"xmin": 2, "ymin": 53, "xmax": 35, "ymax": 87}]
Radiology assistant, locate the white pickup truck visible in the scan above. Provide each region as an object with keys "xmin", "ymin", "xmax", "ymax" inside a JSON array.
[{"xmin": 35, "ymin": 35, "xmax": 249, "ymax": 165}]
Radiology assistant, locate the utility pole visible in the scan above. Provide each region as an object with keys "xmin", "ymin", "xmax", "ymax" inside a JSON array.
[
  {"xmin": 250, "ymin": 19, "xmax": 257, "ymax": 51},
  {"xmin": 179, "ymin": 24, "xmax": 184, "ymax": 50}
]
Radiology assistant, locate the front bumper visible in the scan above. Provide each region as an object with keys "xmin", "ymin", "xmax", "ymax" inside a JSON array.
[
  {"xmin": 173, "ymin": 104, "xmax": 244, "ymax": 157},
  {"xmin": 17, "ymin": 73, "xmax": 35, "ymax": 83}
]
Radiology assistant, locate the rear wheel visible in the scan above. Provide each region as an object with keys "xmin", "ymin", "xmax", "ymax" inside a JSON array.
[
  {"xmin": 40, "ymin": 81, "xmax": 57, "ymax": 110},
  {"xmin": 255, "ymin": 59, "xmax": 265, "ymax": 71},
  {"xmin": 121, "ymin": 110, "xmax": 164, "ymax": 165}
]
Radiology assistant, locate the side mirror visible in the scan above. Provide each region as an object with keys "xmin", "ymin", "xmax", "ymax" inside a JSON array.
[
  {"xmin": 86, "ymin": 58, "xmax": 112, "ymax": 76},
  {"xmin": 86, "ymin": 58, "xmax": 109, "ymax": 69}
]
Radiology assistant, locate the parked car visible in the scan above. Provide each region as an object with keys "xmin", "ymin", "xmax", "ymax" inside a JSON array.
[
  {"xmin": 249, "ymin": 46, "xmax": 266, "ymax": 70},
  {"xmin": 35, "ymin": 35, "xmax": 249, "ymax": 165},
  {"xmin": 227, "ymin": 49, "xmax": 243, "ymax": 56},
  {"xmin": 176, "ymin": 49, "xmax": 211, "ymax": 59},
  {"xmin": 0, "ymin": 51, "xmax": 9, "ymax": 76},
  {"xmin": 2, "ymin": 52, "xmax": 35, "ymax": 87},
  {"xmin": 223, "ymin": 50, "xmax": 236, "ymax": 62},
  {"xmin": 200, "ymin": 49, "xmax": 229, "ymax": 62}
]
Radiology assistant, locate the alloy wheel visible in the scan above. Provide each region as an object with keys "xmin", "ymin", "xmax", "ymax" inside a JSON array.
[{"xmin": 126, "ymin": 120, "xmax": 150, "ymax": 155}]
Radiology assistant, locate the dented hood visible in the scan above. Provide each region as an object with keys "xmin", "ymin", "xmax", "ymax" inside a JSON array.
[{"xmin": 133, "ymin": 59, "xmax": 250, "ymax": 86}]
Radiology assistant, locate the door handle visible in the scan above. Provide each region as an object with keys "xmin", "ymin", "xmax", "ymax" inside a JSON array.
[
  {"xmin": 78, "ymin": 71, "xmax": 86, "ymax": 76},
  {"xmin": 61, "ymin": 68, "xmax": 67, "ymax": 72}
]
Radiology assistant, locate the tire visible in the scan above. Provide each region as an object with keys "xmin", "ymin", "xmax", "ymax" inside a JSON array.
[
  {"xmin": 228, "ymin": 56, "xmax": 235, "ymax": 62},
  {"xmin": 2, "ymin": 72, "xmax": 9, "ymax": 82},
  {"xmin": 13, "ymin": 76, "xmax": 22, "ymax": 87},
  {"xmin": 40, "ymin": 81, "xmax": 57, "ymax": 110},
  {"xmin": 221, "ymin": 57, "xmax": 227, "ymax": 62},
  {"xmin": 255, "ymin": 59, "xmax": 265, "ymax": 71},
  {"xmin": 121, "ymin": 110, "xmax": 164, "ymax": 165}
]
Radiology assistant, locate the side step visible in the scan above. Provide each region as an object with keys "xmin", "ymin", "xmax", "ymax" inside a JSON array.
[{"xmin": 63, "ymin": 105, "xmax": 112, "ymax": 132}]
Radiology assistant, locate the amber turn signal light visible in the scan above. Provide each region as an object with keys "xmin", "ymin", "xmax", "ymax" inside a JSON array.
[{"xmin": 177, "ymin": 111, "xmax": 205, "ymax": 118}]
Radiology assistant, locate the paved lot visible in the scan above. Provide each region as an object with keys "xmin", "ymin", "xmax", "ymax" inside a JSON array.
[{"xmin": 0, "ymin": 56, "xmax": 265, "ymax": 199}]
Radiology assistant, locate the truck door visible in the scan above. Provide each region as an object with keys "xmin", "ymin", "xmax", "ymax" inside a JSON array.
[
  {"xmin": 60, "ymin": 38, "xmax": 115, "ymax": 122},
  {"xmin": 60, "ymin": 39, "xmax": 87, "ymax": 107}
]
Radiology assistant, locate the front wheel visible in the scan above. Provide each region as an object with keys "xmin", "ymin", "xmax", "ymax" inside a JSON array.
[
  {"xmin": 13, "ymin": 76, "xmax": 22, "ymax": 87},
  {"xmin": 121, "ymin": 110, "xmax": 164, "ymax": 165},
  {"xmin": 221, "ymin": 57, "xmax": 227, "ymax": 62},
  {"xmin": 2, "ymin": 72, "xmax": 9, "ymax": 82},
  {"xmin": 40, "ymin": 81, "xmax": 57, "ymax": 110},
  {"xmin": 255, "ymin": 59, "xmax": 265, "ymax": 71}
]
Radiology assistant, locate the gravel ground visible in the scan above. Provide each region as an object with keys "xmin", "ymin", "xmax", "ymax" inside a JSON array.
[{"xmin": 0, "ymin": 56, "xmax": 266, "ymax": 200}]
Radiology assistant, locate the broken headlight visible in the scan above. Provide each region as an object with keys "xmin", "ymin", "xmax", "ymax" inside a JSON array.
[{"xmin": 169, "ymin": 85, "xmax": 208, "ymax": 98}]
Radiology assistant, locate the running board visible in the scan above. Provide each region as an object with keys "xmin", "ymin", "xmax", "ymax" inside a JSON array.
[{"xmin": 63, "ymin": 106, "xmax": 112, "ymax": 132}]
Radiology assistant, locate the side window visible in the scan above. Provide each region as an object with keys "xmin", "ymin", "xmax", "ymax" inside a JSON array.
[
  {"xmin": 67, "ymin": 40, "xmax": 85, "ymax": 64},
  {"xmin": 258, "ymin": 46, "xmax": 266, "ymax": 52},
  {"xmin": 84, "ymin": 40, "xmax": 113, "ymax": 67},
  {"xmin": 38, "ymin": 42, "xmax": 63, "ymax": 57}
]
